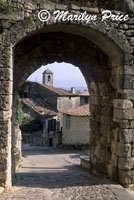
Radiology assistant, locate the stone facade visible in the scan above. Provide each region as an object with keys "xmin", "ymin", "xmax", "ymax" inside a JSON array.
[
  {"xmin": 21, "ymin": 81, "xmax": 81, "ymax": 112},
  {"xmin": 62, "ymin": 105, "xmax": 90, "ymax": 150},
  {"xmin": 57, "ymin": 96, "xmax": 80, "ymax": 112},
  {"xmin": 21, "ymin": 97, "xmax": 60, "ymax": 147},
  {"xmin": 0, "ymin": 0, "xmax": 134, "ymax": 188},
  {"xmin": 21, "ymin": 81, "xmax": 85, "ymax": 148}
]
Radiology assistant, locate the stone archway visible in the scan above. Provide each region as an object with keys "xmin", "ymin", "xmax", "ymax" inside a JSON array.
[
  {"xmin": 12, "ymin": 24, "xmax": 127, "ymax": 187},
  {"xmin": 0, "ymin": 0, "xmax": 134, "ymax": 188}
]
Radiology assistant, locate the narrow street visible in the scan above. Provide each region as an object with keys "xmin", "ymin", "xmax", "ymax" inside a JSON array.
[{"xmin": 0, "ymin": 145, "xmax": 133, "ymax": 200}]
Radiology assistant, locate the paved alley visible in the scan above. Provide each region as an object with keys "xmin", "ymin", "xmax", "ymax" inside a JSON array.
[{"xmin": 0, "ymin": 145, "xmax": 133, "ymax": 200}]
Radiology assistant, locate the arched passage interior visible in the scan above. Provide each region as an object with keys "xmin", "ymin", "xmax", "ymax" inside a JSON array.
[{"xmin": 12, "ymin": 24, "xmax": 124, "ymax": 184}]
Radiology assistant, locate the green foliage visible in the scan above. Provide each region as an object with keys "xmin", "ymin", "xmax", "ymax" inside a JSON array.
[
  {"xmin": 16, "ymin": 96, "xmax": 24, "ymax": 126},
  {"xmin": 0, "ymin": 0, "xmax": 13, "ymax": 13},
  {"xmin": 21, "ymin": 116, "xmax": 43, "ymax": 132}
]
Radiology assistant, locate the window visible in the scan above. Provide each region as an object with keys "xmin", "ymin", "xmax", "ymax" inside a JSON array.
[
  {"xmin": 84, "ymin": 97, "xmax": 88, "ymax": 104},
  {"xmin": 48, "ymin": 119, "xmax": 56, "ymax": 133},
  {"xmin": 24, "ymin": 92, "xmax": 28, "ymax": 98},
  {"xmin": 49, "ymin": 138, "xmax": 53, "ymax": 147},
  {"xmin": 66, "ymin": 115, "xmax": 70, "ymax": 129},
  {"xmin": 48, "ymin": 75, "xmax": 51, "ymax": 81}
]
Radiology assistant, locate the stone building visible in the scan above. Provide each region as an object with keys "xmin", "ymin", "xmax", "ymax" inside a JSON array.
[
  {"xmin": 21, "ymin": 98, "xmax": 61, "ymax": 147},
  {"xmin": 21, "ymin": 80, "xmax": 89, "ymax": 147},
  {"xmin": 62, "ymin": 104, "xmax": 90, "ymax": 149},
  {"xmin": 0, "ymin": 0, "xmax": 134, "ymax": 188},
  {"xmin": 21, "ymin": 81, "xmax": 81, "ymax": 113},
  {"xmin": 80, "ymin": 91, "xmax": 90, "ymax": 105},
  {"xmin": 21, "ymin": 68, "xmax": 87, "ymax": 147},
  {"xmin": 21, "ymin": 65, "xmax": 91, "ymax": 147}
]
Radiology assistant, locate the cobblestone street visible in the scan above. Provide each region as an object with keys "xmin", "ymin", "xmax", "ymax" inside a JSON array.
[{"xmin": 0, "ymin": 145, "xmax": 133, "ymax": 200}]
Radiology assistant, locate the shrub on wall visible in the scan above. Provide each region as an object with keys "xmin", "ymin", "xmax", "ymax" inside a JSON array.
[
  {"xmin": 21, "ymin": 116, "xmax": 43, "ymax": 132},
  {"xmin": 0, "ymin": 0, "xmax": 13, "ymax": 13}
]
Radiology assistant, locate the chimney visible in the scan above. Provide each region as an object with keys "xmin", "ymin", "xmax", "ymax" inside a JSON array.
[{"xmin": 71, "ymin": 87, "xmax": 75, "ymax": 94}]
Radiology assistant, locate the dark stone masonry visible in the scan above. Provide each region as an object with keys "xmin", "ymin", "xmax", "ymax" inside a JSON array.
[{"xmin": 0, "ymin": 0, "xmax": 134, "ymax": 188}]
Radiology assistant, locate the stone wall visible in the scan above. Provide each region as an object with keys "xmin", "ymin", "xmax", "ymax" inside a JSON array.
[
  {"xmin": 62, "ymin": 114, "xmax": 90, "ymax": 147},
  {"xmin": 22, "ymin": 131, "xmax": 45, "ymax": 146},
  {"xmin": 57, "ymin": 97, "xmax": 80, "ymax": 112},
  {"xmin": 0, "ymin": 0, "xmax": 133, "ymax": 188},
  {"xmin": 12, "ymin": 123, "xmax": 22, "ymax": 175},
  {"xmin": 23, "ymin": 82, "xmax": 58, "ymax": 110}
]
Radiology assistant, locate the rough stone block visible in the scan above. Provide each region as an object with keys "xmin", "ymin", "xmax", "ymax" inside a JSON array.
[
  {"xmin": 131, "ymin": 145, "xmax": 134, "ymax": 157},
  {"xmin": 100, "ymin": 136, "xmax": 107, "ymax": 147},
  {"xmin": 130, "ymin": 121, "xmax": 134, "ymax": 128},
  {"xmin": 119, "ymin": 129, "xmax": 134, "ymax": 144},
  {"xmin": 113, "ymin": 99, "xmax": 133, "ymax": 109},
  {"xmin": 100, "ymin": 124, "xmax": 110, "ymax": 137},
  {"xmin": 0, "ymin": 120, "xmax": 11, "ymax": 137},
  {"xmin": 40, "ymin": 2, "xmax": 55, "ymax": 10},
  {"xmin": 0, "ymin": 68, "xmax": 12, "ymax": 81},
  {"xmin": 125, "ymin": 90, "xmax": 134, "ymax": 100},
  {"xmin": 81, "ymin": 7, "xmax": 99, "ymax": 13},
  {"xmin": 71, "ymin": 4, "xmax": 80, "ymax": 10},
  {"xmin": 125, "ymin": 53, "xmax": 133, "ymax": 65},
  {"xmin": 0, "ymin": 137, "xmax": 8, "ymax": 148},
  {"xmin": 120, "ymin": 122, "xmax": 130, "ymax": 129},
  {"xmin": 118, "ymin": 157, "xmax": 134, "ymax": 170},
  {"xmin": 101, "ymin": 107, "xmax": 112, "ymax": 116},
  {"xmin": 111, "ymin": 67, "xmax": 123, "ymax": 76},
  {"xmin": 0, "ymin": 95, "xmax": 12, "ymax": 111},
  {"xmin": 111, "ymin": 154, "xmax": 118, "ymax": 167},
  {"xmin": 0, "ymin": 111, "xmax": 11, "ymax": 120},
  {"xmin": 111, "ymin": 141, "xmax": 118, "ymax": 155},
  {"xmin": 111, "ymin": 75, "xmax": 124, "ymax": 90},
  {"xmin": 90, "ymin": 96, "xmax": 102, "ymax": 105},
  {"xmin": 117, "ymin": 143, "xmax": 131, "ymax": 157},
  {"xmin": 129, "ymin": 37, "xmax": 134, "ymax": 45},
  {"xmin": 0, "ymin": 81, "xmax": 12, "ymax": 95},
  {"xmin": 107, "ymin": 164, "xmax": 118, "ymax": 181},
  {"xmin": 124, "ymin": 65, "xmax": 134, "ymax": 75},
  {"xmin": 101, "ymin": 116, "xmax": 112, "ymax": 125},
  {"xmin": 113, "ymin": 108, "xmax": 134, "ymax": 121},
  {"xmin": 113, "ymin": 127, "xmax": 119, "ymax": 141},
  {"xmin": 24, "ymin": 3, "xmax": 35, "ymax": 10},
  {"xmin": 56, "ymin": 4, "xmax": 68, "ymax": 10},
  {"xmin": 118, "ymin": 170, "xmax": 132, "ymax": 185}
]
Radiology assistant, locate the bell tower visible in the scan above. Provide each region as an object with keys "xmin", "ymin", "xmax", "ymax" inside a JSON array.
[{"xmin": 42, "ymin": 68, "xmax": 53, "ymax": 86}]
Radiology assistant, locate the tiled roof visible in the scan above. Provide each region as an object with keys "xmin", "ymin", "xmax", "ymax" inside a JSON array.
[
  {"xmin": 21, "ymin": 98, "xmax": 57, "ymax": 116},
  {"xmin": 80, "ymin": 91, "xmax": 90, "ymax": 96},
  {"xmin": 38, "ymin": 83, "xmax": 80, "ymax": 96},
  {"xmin": 62, "ymin": 104, "xmax": 90, "ymax": 117}
]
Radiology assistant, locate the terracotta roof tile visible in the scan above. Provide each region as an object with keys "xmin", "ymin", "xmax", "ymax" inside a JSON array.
[
  {"xmin": 21, "ymin": 98, "xmax": 57, "ymax": 116},
  {"xmin": 62, "ymin": 104, "xmax": 90, "ymax": 117},
  {"xmin": 80, "ymin": 91, "xmax": 90, "ymax": 96},
  {"xmin": 38, "ymin": 83, "xmax": 80, "ymax": 96}
]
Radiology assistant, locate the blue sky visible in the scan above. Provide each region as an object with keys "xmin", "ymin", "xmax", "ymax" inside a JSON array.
[{"xmin": 28, "ymin": 62, "xmax": 87, "ymax": 89}]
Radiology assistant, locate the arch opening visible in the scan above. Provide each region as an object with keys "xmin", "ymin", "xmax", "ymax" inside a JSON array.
[{"xmin": 20, "ymin": 62, "xmax": 89, "ymax": 147}]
